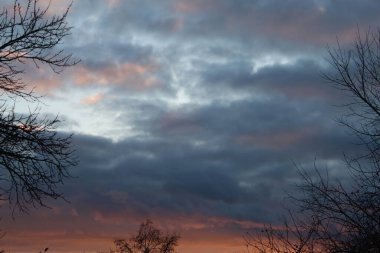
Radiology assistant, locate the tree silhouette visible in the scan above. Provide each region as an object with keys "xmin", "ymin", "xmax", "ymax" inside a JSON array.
[
  {"xmin": 112, "ymin": 220, "xmax": 180, "ymax": 253},
  {"xmin": 0, "ymin": 0, "xmax": 78, "ymax": 212},
  {"xmin": 246, "ymin": 29, "xmax": 380, "ymax": 253}
]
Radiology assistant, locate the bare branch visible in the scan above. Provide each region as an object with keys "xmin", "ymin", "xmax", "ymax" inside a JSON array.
[
  {"xmin": 0, "ymin": 0, "xmax": 78, "ymax": 212},
  {"xmin": 247, "ymin": 27, "xmax": 380, "ymax": 253}
]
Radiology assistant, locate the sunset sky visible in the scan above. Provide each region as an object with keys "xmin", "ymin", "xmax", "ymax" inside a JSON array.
[{"xmin": 1, "ymin": 0, "xmax": 380, "ymax": 252}]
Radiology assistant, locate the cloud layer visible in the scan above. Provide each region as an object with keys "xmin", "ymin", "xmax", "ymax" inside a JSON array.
[{"xmin": 2, "ymin": 0, "xmax": 379, "ymax": 252}]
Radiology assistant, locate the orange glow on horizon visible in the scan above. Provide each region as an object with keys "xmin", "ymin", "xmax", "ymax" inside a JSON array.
[{"xmin": 0, "ymin": 210, "xmax": 268, "ymax": 253}]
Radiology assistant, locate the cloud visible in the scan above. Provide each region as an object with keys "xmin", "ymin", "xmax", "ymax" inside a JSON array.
[
  {"xmin": 198, "ymin": 57, "xmax": 338, "ymax": 99},
  {"xmin": 36, "ymin": 0, "xmax": 71, "ymax": 11},
  {"xmin": 71, "ymin": 0, "xmax": 380, "ymax": 46},
  {"xmin": 106, "ymin": 0, "xmax": 121, "ymax": 9},
  {"xmin": 72, "ymin": 62, "xmax": 160, "ymax": 89},
  {"xmin": 0, "ymin": 108, "xmax": 359, "ymax": 251},
  {"xmin": 14, "ymin": 0, "xmax": 363, "ymax": 233},
  {"xmin": 63, "ymin": 99, "xmax": 355, "ymax": 222},
  {"xmin": 81, "ymin": 93, "xmax": 105, "ymax": 105},
  {"xmin": 236, "ymin": 128, "xmax": 318, "ymax": 150},
  {"xmin": 1, "ymin": 0, "xmax": 377, "ymax": 252}
]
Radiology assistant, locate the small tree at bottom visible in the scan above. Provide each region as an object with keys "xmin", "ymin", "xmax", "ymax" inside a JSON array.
[{"xmin": 112, "ymin": 220, "xmax": 180, "ymax": 253}]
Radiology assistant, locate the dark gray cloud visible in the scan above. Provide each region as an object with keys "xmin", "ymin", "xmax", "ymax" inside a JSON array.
[
  {"xmin": 68, "ymin": 0, "xmax": 380, "ymax": 45},
  {"xmin": 55, "ymin": 52, "xmax": 361, "ymax": 227},
  {"xmin": 60, "ymin": 89, "xmax": 357, "ymax": 223},
  {"xmin": 199, "ymin": 59, "xmax": 329, "ymax": 97},
  {"xmin": 61, "ymin": 0, "xmax": 374, "ymax": 224}
]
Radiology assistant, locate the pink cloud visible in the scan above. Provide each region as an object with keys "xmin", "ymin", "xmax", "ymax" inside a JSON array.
[
  {"xmin": 159, "ymin": 111, "xmax": 201, "ymax": 133},
  {"xmin": 81, "ymin": 93, "xmax": 105, "ymax": 106},
  {"xmin": 31, "ymin": 0, "xmax": 72, "ymax": 16},
  {"xmin": 92, "ymin": 210, "xmax": 128, "ymax": 225},
  {"xmin": 30, "ymin": 77, "xmax": 62, "ymax": 96},
  {"xmin": 237, "ymin": 128, "xmax": 317, "ymax": 149},
  {"xmin": 21, "ymin": 66, "xmax": 65, "ymax": 96},
  {"xmin": 72, "ymin": 62, "xmax": 159, "ymax": 90},
  {"xmin": 173, "ymin": 0, "xmax": 217, "ymax": 13},
  {"xmin": 263, "ymin": 83, "xmax": 334, "ymax": 100},
  {"xmin": 175, "ymin": 2, "xmax": 200, "ymax": 13},
  {"xmin": 106, "ymin": 0, "xmax": 121, "ymax": 8}
]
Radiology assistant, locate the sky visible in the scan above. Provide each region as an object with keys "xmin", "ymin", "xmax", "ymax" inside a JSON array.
[{"xmin": 1, "ymin": 0, "xmax": 380, "ymax": 252}]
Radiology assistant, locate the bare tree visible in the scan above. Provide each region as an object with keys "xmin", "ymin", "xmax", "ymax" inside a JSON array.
[
  {"xmin": 0, "ymin": 0, "xmax": 78, "ymax": 212},
  {"xmin": 325, "ymin": 28, "xmax": 380, "ymax": 161},
  {"xmin": 246, "ymin": 29, "xmax": 380, "ymax": 253},
  {"xmin": 112, "ymin": 220, "xmax": 180, "ymax": 253},
  {"xmin": 317, "ymin": 28, "xmax": 380, "ymax": 253},
  {"xmin": 245, "ymin": 210, "xmax": 322, "ymax": 253}
]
